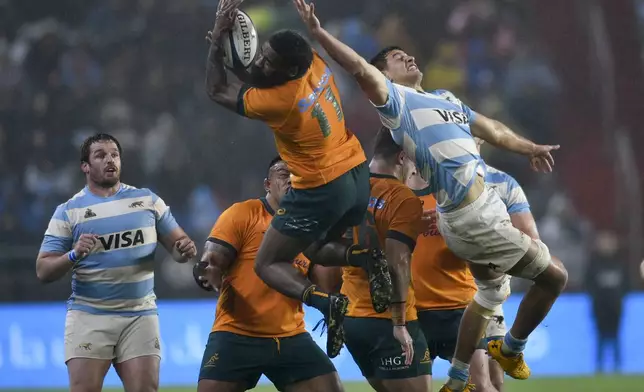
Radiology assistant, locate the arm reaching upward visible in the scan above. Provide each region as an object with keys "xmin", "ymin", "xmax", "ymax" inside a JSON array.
[
  {"xmin": 292, "ymin": 0, "xmax": 389, "ymax": 106},
  {"xmin": 205, "ymin": 0, "xmax": 245, "ymax": 112},
  {"xmin": 471, "ymin": 113, "xmax": 560, "ymax": 173}
]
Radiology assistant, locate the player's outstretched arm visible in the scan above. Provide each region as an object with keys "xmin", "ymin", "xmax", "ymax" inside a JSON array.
[
  {"xmin": 471, "ymin": 113, "xmax": 560, "ymax": 173},
  {"xmin": 205, "ymin": 0, "xmax": 245, "ymax": 111},
  {"xmin": 293, "ymin": 0, "xmax": 389, "ymax": 106}
]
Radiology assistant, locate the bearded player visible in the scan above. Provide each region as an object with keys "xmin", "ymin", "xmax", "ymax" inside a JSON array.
[
  {"xmin": 36, "ymin": 134, "xmax": 196, "ymax": 392},
  {"xmin": 205, "ymin": 0, "xmax": 391, "ymax": 357},
  {"xmin": 294, "ymin": 2, "xmax": 568, "ymax": 390},
  {"xmin": 342, "ymin": 129, "xmax": 431, "ymax": 392},
  {"xmin": 193, "ymin": 156, "xmax": 343, "ymax": 392}
]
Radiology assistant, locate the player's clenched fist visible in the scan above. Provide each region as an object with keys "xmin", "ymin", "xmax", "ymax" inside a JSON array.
[
  {"xmin": 73, "ymin": 234, "xmax": 98, "ymax": 259},
  {"xmin": 175, "ymin": 237, "xmax": 197, "ymax": 259}
]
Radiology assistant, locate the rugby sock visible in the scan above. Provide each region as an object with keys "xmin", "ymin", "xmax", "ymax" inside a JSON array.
[
  {"xmin": 345, "ymin": 244, "xmax": 370, "ymax": 268},
  {"xmin": 302, "ymin": 284, "xmax": 330, "ymax": 315},
  {"xmin": 446, "ymin": 359, "xmax": 470, "ymax": 390},
  {"xmin": 501, "ymin": 331, "xmax": 528, "ymax": 356}
]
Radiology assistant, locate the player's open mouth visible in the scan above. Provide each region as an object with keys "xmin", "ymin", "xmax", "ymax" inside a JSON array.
[
  {"xmin": 105, "ymin": 167, "xmax": 117, "ymax": 173},
  {"xmin": 408, "ymin": 64, "xmax": 418, "ymax": 71}
]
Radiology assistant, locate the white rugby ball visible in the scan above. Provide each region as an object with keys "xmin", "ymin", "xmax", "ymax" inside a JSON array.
[{"xmin": 222, "ymin": 10, "xmax": 259, "ymax": 70}]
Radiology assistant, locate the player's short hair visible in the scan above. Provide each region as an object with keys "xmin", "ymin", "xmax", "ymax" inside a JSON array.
[
  {"xmin": 369, "ymin": 46, "xmax": 403, "ymax": 71},
  {"xmin": 267, "ymin": 155, "xmax": 284, "ymax": 177},
  {"xmin": 80, "ymin": 133, "xmax": 122, "ymax": 163},
  {"xmin": 373, "ymin": 127, "xmax": 402, "ymax": 160},
  {"xmin": 269, "ymin": 30, "xmax": 313, "ymax": 78}
]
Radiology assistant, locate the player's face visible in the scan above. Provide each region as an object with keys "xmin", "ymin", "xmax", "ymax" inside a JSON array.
[
  {"xmin": 248, "ymin": 42, "xmax": 292, "ymax": 88},
  {"xmin": 266, "ymin": 161, "xmax": 291, "ymax": 203},
  {"xmin": 384, "ymin": 50, "xmax": 423, "ymax": 87},
  {"xmin": 83, "ymin": 141, "xmax": 121, "ymax": 188}
]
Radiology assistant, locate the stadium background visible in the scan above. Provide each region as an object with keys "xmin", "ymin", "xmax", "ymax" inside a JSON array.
[{"xmin": 1, "ymin": 0, "xmax": 643, "ymax": 390}]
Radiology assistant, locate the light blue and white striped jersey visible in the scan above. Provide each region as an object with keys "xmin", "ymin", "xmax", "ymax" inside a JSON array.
[
  {"xmin": 39, "ymin": 184, "xmax": 179, "ymax": 316},
  {"xmin": 374, "ymin": 81, "xmax": 485, "ymax": 212},
  {"xmin": 485, "ymin": 166, "xmax": 531, "ymax": 215}
]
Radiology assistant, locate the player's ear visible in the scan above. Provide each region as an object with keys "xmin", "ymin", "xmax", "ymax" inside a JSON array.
[
  {"xmin": 263, "ymin": 178, "xmax": 270, "ymax": 193},
  {"xmin": 80, "ymin": 162, "xmax": 90, "ymax": 174}
]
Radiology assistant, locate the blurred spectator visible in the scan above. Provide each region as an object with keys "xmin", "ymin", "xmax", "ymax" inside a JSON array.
[{"xmin": 585, "ymin": 231, "xmax": 628, "ymax": 374}]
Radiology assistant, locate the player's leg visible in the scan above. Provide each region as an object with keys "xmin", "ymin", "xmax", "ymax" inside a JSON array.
[
  {"xmin": 344, "ymin": 317, "xmax": 432, "ymax": 392},
  {"xmin": 264, "ymin": 332, "xmax": 343, "ymax": 392},
  {"xmin": 197, "ymin": 331, "xmax": 265, "ymax": 392},
  {"xmin": 468, "ymin": 350, "xmax": 498, "ymax": 392},
  {"xmin": 487, "ymin": 250, "xmax": 567, "ymax": 377},
  {"xmin": 113, "ymin": 315, "xmax": 162, "ymax": 392},
  {"xmin": 64, "ymin": 310, "xmax": 121, "ymax": 392},
  {"xmin": 484, "ymin": 312, "xmax": 506, "ymax": 392}
]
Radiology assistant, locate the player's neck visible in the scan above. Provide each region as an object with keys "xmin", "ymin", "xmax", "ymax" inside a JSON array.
[
  {"xmin": 398, "ymin": 80, "xmax": 423, "ymax": 92},
  {"xmin": 369, "ymin": 160, "xmax": 402, "ymax": 182},
  {"xmin": 265, "ymin": 193, "xmax": 280, "ymax": 212},
  {"xmin": 87, "ymin": 182, "xmax": 121, "ymax": 198}
]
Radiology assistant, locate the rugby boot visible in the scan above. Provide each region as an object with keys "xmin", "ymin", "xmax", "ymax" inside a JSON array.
[
  {"xmin": 313, "ymin": 293, "xmax": 349, "ymax": 358},
  {"xmin": 487, "ymin": 338, "xmax": 531, "ymax": 379},
  {"xmin": 439, "ymin": 383, "xmax": 476, "ymax": 392},
  {"xmin": 363, "ymin": 248, "xmax": 392, "ymax": 313}
]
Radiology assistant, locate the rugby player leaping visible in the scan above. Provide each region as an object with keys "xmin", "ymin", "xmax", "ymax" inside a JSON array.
[
  {"xmin": 205, "ymin": 0, "xmax": 392, "ymax": 358},
  {"xmin": 293, "ymin": 1, "xmax": 568, "ymax": 391}
]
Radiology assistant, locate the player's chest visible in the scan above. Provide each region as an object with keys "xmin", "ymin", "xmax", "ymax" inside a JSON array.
[{"xmin": 71, "ymin": 209, "xmax": 157, "ymax": 252}]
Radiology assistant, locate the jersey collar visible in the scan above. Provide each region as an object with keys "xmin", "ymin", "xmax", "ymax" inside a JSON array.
[{"xmin": 260, "ymin": 197, "xmax": 275, "ymax": 216}]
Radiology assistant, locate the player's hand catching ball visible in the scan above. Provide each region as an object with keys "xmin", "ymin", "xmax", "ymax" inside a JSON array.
[
  {"xmin": 529, "ymin": 144, "xmax": 560, "ymax": 173},
  {"xmin": 207, "ymin": 0, "xmax": 244, "ymax": 43},
  {"xmin": 293, "ymin": 0, "xmax": 321, "ymax": 33},
  {"xmin": 393, "ymin": 325, "xmax": 414, "ymax": 366},
  {"xmin": 73, "ymin": 234, "xmax": 98, "ymax": 260},
  {"xmin": 175, "ymin": 237, "xmax": 197, "ymax": 260}
]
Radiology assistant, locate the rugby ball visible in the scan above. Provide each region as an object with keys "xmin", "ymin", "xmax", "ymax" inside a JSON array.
[{"xmin": 222, "ymin": 10, "xmax": 259, "ymax": 70}]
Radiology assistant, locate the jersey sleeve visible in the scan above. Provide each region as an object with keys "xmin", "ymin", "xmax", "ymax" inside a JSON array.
[
  {"xmin": 385, "ymin": 191, "xmax": 424, "ymax": 251},
  {"xmin": 40, "ymin": 204, "xmax": 73, "ymax": 254},
  {"xmin": 372, "ymin": 79, "xmax": 405, "ymax": 131},
  {"xmin": 150, "ymin": 191, "xmax": 180, "ymax": 237},
  {"xmin": 503, "ymin": 175, "xmax": 531, "ymax": 215},
  {"xmin": 237, "ymin": 84, "xmax": 284, "ymax": 120},
  {"xmin": 207, "ymin": 203, "xmax": 249, "ymax": 255}
]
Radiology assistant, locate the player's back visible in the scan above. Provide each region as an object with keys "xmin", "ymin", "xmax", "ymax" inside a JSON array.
[
  {"xmin": 239, "ymin": 52, "xmax": 366, "ymax": 189},
  {"xmin": 209, "ymin": 198, "xmax": 310, "ymax": 338},
  {"xmin": 411, "ymin": 193, "xmax": 476, "ymax": 310},
  {"xmin": 342, "ymin": 174, "xmax": 422, "ymax": 320},
  {"xmin": 51, "ymin": 184, "xmax": 165, "ymax": 315},
  {"xmin": 485, "ymin": 166, "xmax": 530, "ymax": 214},
  {"xmin": 380, "ymin": 83, "xmax": 485, "ymax": 211}
]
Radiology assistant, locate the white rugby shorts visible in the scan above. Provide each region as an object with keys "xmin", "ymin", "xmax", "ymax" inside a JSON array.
[{"xmin": 437, "ymin": 185, "xmax": 532, "ymax": 273}]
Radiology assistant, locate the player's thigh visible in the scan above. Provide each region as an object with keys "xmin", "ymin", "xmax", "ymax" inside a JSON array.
[
  {"xmin": 67, "ymin": 358, "xmax": 112, "ymax": 392},
  {"xmin": 326, "ymin": 162, "xmax": 370, "ymax": 240},
  {"xmin": 114, "ymin": 355, "xmax": 159, "ymax": 392},
  {"xmin": 271, "ymin": 165, "xmax": 365, "ymax": 244},
  {"xmin": 438, "ymin": 186, "xmax": 531, "ymax": 273},
  {"xmin": 197, "ymin": 380, "xmax": 248, "ymax": 392},
  {"xmin": 113, "ymin": 315, "xmax": 161, "ymax": 392},
  {"xmin": 283, "ymin": 373, "xmax": 344, "ymax": 392},
  {"xmin": 264, "ymin": 332, "xmax": 338, "ymax": 391},
  {"xmin": 370, "ymin": 375, "xmax": 433, "ymax": 392},
  {"xmin": 198, "ymin": 331, "xmax": 265, "ymax": 390},
  {"xmin": 344, "ymin": 317, "xmax": 431, "ymax": 382},
  {"xmin": 417, "ymin": 309, "xmax": 465, "ymax": 363}
]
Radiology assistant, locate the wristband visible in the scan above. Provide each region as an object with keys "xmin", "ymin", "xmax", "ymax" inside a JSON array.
[{"xmin": 68, "ymin": 250, "xmax": 79, "ymax": 263}]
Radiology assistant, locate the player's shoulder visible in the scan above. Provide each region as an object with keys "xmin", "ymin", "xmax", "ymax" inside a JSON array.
[
  {"xmin": 222, "ymin": 198, "xmax": 265, "ymax": 220},
  {"xmin": 371, "ymin": 175, "xmax": 419, "ymax": 207},
  {"xmin": 117, "ymin": 184, "xmax": 157, "ymax": 199}
]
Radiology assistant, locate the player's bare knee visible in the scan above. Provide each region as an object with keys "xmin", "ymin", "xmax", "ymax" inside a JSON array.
[{"xmin": 534, "ymin": 258, "xmax": 568, "ymax": 295}]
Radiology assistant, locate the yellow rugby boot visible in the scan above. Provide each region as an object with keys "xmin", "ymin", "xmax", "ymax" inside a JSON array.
[
  {"xmin": 439, "ymin": 383, "xmax": 475, "ymax": 392},
  {"xmin": 487, "ymin": 338, "xmax": 531, "ymax": 379}
]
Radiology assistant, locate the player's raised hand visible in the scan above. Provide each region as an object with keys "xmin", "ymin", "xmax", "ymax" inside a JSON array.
[
  {"xmin": 73, "ymin": 234, "xmax": 98, "ymax": 260},
  {"xmin": 529, "ymin": 144, "xmax": 560, "ymax": 173},
  {"xmin": 208, "ymin": 0, "xmax": 243, "ymax": 41},
  {"xmin": 175, "ymin": 237, "xmax": 197, "ymax": 259},
  {"xmin": 393, "ymin": 325, "xmax": 414, "ymax": 366},
  {"xmin": 421, "ymin": 208, "xmax": 438, "ymax": 236},
  {"xmin": 293, "ymin": 0, "xmax": 321, "ymax": 32}
]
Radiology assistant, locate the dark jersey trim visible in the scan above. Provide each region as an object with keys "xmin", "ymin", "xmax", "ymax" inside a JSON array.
[
  {"xmin": 206, "ymin": 237, "xmax": 239, "ymax": 259},
  {"xmin": 370, "ymin": 172, "xmax": 398, "ymax": 180},
  {"xmin": 236, "ymin": 84, "xmax": 252, "ymax": 116},
  {"xmin": 386, "ymin": 230, "xmax": 416, "ymax": 252},
  {"xmin": 260, "ymin": 197, "xmax": 275, "ymax": 216}
]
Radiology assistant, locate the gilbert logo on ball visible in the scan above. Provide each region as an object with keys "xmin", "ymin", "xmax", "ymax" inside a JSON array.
[{"xmin": 222, "ymin": 10, "xmax": 259, "ymax": 70}]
